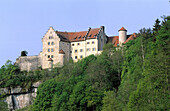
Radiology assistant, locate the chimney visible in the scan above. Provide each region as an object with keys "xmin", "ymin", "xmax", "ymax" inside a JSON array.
[{"xmin": 100, "ymin": 26, "xmax": 105, "ymax": 32}]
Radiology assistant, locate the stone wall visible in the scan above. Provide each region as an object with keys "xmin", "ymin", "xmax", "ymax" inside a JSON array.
[
  {"xmin": 16, "ymin": 56, "xmax": 42, "ymax": 71},
  {"xmin": 59, "ymin": 41, "xmax": 71, "ymax": 61}
]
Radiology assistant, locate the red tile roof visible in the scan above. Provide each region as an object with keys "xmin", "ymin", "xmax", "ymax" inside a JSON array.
[
  {"xmin": 108, "ymin": 33, "xmax": 137, "ymax": 46},
  {"xmin": 119, "ymin": 27, "xmax": 127, "ymax": 31},
  {"xmin": 124, "ymin": 33, "xmax": 137, "ymax": 43},
  {"xmin": 48, "ymin": 58, "xmax": 53, "ymax": 61},
  {"xmin": 59, "ymin": 49, "xmax": 65, "ymax": 54},
  {"xmin": 56, "ymin": 28, "xmax": 100, "ymax": 42}
]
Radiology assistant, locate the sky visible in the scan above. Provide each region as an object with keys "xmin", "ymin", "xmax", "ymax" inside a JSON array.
[{"xmin": 0, "ymin": 0, "xmax": 169, "ymax": 67}]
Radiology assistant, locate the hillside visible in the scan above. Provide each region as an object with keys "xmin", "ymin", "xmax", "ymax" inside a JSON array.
[{"xmin": 0, "ymin": 16, "xmax": 169, "ymax": 111}]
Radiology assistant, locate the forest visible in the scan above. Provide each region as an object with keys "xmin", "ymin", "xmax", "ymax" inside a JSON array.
[{"xmin": 0, "ymin": 16, "xmax": 169, "ymax": 111}]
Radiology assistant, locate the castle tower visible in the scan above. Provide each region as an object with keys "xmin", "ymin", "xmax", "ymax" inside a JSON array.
[{"xmin": 118, "ymin": 27, "xmax": 127, "ymax": 46}]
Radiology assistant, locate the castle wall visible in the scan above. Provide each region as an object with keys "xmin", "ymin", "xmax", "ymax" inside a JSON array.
[
  {"xmin": 42, "ymin": 27, "xmax": 61, "ymax": 68},
  {"xmin": 17, "ymin": 56, "xmax": 41, "ymax": 71},
  {"xmin": 59, "ymin": 41, "xmax": 71, "ymax": 61},
  {"xmin": 71, "ymin": 39, "xmax": 99, "ymax": 62}
]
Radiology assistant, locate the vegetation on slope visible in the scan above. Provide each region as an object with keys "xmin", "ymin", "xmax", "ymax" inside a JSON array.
[{"xmin": 0, "ymin": 16, "xmax": 169, "ymax": 111}]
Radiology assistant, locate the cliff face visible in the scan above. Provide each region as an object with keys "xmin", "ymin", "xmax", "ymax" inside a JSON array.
[{"xmin": 0, "ymin": 81, "xmax": 41, "ymax": 110}]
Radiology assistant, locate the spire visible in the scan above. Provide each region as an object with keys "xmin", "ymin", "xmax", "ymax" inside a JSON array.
[{"xmin": 118, "ymin": 27, "xmax": 127, "ymax": 32}]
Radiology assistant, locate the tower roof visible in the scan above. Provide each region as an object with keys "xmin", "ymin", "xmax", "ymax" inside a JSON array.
[
  {"xmin": 118, "ymin": 27, "xmax": 127, "ymax": 31},
  {"xmin": 48, "ymin": 58, "xmax": 53, "ymax": 61},
  {"xmin": 59, "ymin": 49, "xmax": 65, "ymax": 54}
]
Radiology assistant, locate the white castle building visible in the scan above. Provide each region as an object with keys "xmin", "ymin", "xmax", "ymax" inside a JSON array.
[{"xmin": 16, "ymin": 26, "xmax": 137, "ymax": 71}]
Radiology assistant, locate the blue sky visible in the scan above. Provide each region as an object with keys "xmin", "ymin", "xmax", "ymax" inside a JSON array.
[{"xmin": 0, "ymin": 0, "xmax": 169, "ymax": 67}]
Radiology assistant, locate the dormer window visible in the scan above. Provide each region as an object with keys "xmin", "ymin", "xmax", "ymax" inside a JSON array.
[
  {"xmin": 78, "ymin": 36, "xmax": 81, "ymax": 39},
  {"xmin": 74, "ymin": 36, "xmax": 77, "ymax": 40},
  {"xmin": 88, "ymin": 35, "xmax": 91, "ymax": 38}
]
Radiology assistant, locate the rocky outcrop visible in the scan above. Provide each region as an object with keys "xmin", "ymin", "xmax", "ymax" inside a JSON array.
[{"xmin": 0, "ymin": 81, "xmax": 41, "ymax": 111}]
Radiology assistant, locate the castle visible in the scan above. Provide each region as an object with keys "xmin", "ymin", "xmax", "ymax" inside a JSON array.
[{"xmin": 16, "ymin": 26, "xmax": 137, "ymax": 71}]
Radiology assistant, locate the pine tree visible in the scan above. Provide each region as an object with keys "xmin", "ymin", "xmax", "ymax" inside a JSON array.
[{"xmin": 152, "ymin": 18, "xmax": 161, "ymax": 35}]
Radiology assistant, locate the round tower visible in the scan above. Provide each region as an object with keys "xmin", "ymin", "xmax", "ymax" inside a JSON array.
[{"xmin": 118, "ymin": 27, "xmax": 127, "ymax": 45}]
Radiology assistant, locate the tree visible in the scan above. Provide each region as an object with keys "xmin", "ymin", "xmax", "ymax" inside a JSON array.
[
  {"xmin": 128, "ymin": 16, "xmax": 170, "ymax": 111},
  {"xmin": 102, "ymin": 91, "xmax": 120, "ymax": 111},
  {"xmin": 21, "ymin": 50, "xmax": 28, "ymax": 56},
  {"xmin": 152, "ymin": 18, "xmax": 161, "ymax": 35}
]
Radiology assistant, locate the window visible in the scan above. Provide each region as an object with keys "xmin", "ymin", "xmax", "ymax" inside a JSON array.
[
  {"xmin": 80, "ymin": 49, "xmax": 83, "ymax": 52},
  {"xmin": 48, "ymin": 55, "xmax": 50, "ymax": 58},
  {"xmin": 92, "ymin": 48, "xmax": 96, "ymax": 51},
  {"xmin": 87, "ymin": 48, "xmax": 90, "ymax": 51},
  {"xmin": 75, "ymin": 56, "xmax": 77, "ymax": 59},
  {"xmin": 48, "ymin": 42, "xmax": 50, "ymax": 45},
  {"xmin": 49, "ymin": 36, "xmax": 53, "ymax": 39},
  {"xmin": 70, "ymin": 51, "xmax": 72, "ymax": 53},
  {"xmin": 77, "ymin": 43, "xmax": 80, "ymax": 45},
  {"xmin": 51, "ymin": 42, "xmax": 54, "ymax": 45},
  {"xmin": 51, "ymin": 55, "xmax": 54, "ymax": 58},
  {"xmin": 75, "ymin": 49, "xmax": 77, "ymax": 53},
  {"xmin": 72, "ymin": 44, "xmax": 74, "ymax": 46},
  {"xmin": 87, "ymin": 42, "xmax": 90, "ymax": 44},
  {"xmin": 92, "ymin": 41, "xmax": 95, "ymax": 44},
  {"xmin": 51, "ymin": 49, "xmax": 54, "ymax": 52},
  {"xmin": 80, "ymin": 55, "xmax": 83, "ymax": 58},
  {"xmin": 48, "ymin": 49, "xmax": 50, "ymax": 52}
]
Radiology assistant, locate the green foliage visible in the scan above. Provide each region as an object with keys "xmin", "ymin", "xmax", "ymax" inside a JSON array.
[
  {"xmin": 86, "ymin": 43, "xmax": 122, "ymax": 91},
  {"xmin": 32, "ymin": 79, "xmax": 62, "ymax": 111},
  {"xmin": 102, "ymin": 16, "xmax": 170, "ymax": 111},
  {"xmin": 0, "ymin": 95, "xmax": 8, "ymax": 111},
  {"xmin": 21, "ymin": 51, "xmax": 28, "ymax": 56},
  {"xmin": 1, "ymin": 16, "xmax": 169, "ymax": 111},
  {"xmin": 152, "ymin": 18, "xmax": 161, "ymax": 35},
  {"xmin": 127, "ymin": 16, "xmax": 170, "ymax": 111},
  {"xmin": 102, "ymin": 91, "xmax": 120, "ymax": 111}
]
